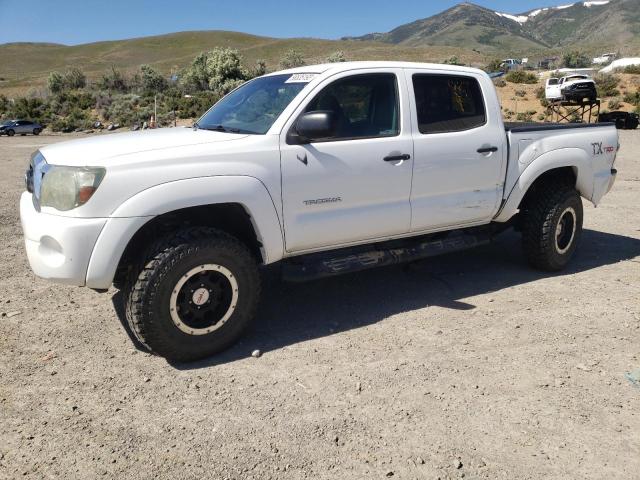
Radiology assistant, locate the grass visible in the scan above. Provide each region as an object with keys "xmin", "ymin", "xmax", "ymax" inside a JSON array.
[{"xmin": 0, "ymin": 31, "xmax": 484, "ymax": 95}]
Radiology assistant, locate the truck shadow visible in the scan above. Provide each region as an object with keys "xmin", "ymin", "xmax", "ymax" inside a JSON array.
[{"xmin": 112, "ymin": 228, "xmax": 640, "ymax": 369}]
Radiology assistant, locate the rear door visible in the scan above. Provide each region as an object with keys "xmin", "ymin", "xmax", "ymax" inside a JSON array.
[
  {"xmin": 280, "ymin": 69, "xmax": 414, "ymax": 253},
  {"xmin": 546, "ymin": 78, "xmax": 561, "ymax": 100},
  {"xmin": 16, "ymin": 121, "xmax": 32, "ymax": 134},
  {"xmin": 406, "ymin": 70, "xmax": 506, "ymax": 232}
]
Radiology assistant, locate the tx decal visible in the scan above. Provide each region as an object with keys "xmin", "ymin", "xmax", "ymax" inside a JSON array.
[
  {"xmin": 592, "ymin": 142, "xmax": 603, "ymax": 155},
  {"xmin": 592, "ymin": 142, "xmax": 616, "ymax": 155}
]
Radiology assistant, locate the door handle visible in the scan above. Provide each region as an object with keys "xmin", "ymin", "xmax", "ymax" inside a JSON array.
[
  {"xmin": 477, "ymin": 146, "xmax": 498, "ymax": 154},
  {"xmin": 384, "ymin": 154, "xmax": 411, "ymax": 162}
]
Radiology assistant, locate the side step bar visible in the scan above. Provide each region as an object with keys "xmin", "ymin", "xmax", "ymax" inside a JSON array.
[{"xmin": 282, "ymin": 228, "xmax": 493, "ymax": 282}]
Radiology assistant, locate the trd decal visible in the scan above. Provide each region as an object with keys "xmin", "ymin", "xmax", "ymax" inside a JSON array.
[{"xmin": 604, "ymin": 146, "xmax": 615, "ymax": 154}]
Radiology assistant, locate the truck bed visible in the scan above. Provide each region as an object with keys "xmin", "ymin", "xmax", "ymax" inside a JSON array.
[{"xmin": 504, "ymin": 121, "xmax": 614, "ymax": 132}]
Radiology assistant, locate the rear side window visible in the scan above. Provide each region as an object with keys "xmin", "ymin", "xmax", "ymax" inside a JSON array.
[
  {"xmin": 305, "ymin": 73, "xmax": 399, "ymax": 140},
  {"xmin": 412, "ymin": 74, "xmax": 486, "ymax": 134}
]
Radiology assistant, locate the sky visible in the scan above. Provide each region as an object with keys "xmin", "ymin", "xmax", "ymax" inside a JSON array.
[{"xmin": 0, "ymin": 0, "xmax": 573, "ymax": 45}]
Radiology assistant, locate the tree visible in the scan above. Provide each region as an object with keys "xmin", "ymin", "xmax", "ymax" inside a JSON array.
[
  {"xmin": 563, "ymin": 51, "xmax": 590, "ymax": 69},
  {"xmin": 48, "ymin": 72, "xmax": 65, "ymax": 94},
  {"xmin": 279, "ymin": 49, "xmax": 306, "ymax": 69},
  {"xmin": 65, "ymin": 68, "xmax": 86, "ymax": 90},
  {"xmin": 99, "ymin": 66, "xmax": 129, "ymax": 93},
  {"xmin": 205, "ymin": 48, "xmax": 249, "ymax": 94},
  {"xmin": 253, "ymin": 60, "xmax": 267, "ymax": 77},
  {"xmin": 140, "ymin": 64, "xmax": 168, "ymax": 94},
  {"xmin": 326, "ymin": 51, "xmax": 346, "ymax": 63},
  {"xmin": 181, "ymin": 48, "xmax": 250, "ymax": 94}
]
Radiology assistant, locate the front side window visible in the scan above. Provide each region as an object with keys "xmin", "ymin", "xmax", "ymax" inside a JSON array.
[
  {"xmin": 197, "ymin": 74, "xmax": 311, "ymax": 134},
  {"xmin": 412, "ymin": 74, "xmax": 486, "ymax": 134},
  {"xmin": 304, "ymin": 73, "xmax": 399, "ymax": 140}
]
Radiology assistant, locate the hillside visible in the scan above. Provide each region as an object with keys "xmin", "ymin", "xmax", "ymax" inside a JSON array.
[
  {"xmin": 0, "ymin": 31, "xmax": 479, "ymax": 96},
  {"xmin": 347, "ymin": 0, "xmax": 640, "ymax": 54}
]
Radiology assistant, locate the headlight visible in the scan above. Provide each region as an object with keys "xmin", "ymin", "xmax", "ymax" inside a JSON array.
[{"xmin": 40, "ymin": 166, "xmax": 105, "ymax": 211}]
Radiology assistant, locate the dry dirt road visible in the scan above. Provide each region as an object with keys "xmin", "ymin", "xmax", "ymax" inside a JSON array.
[{"xmin": 1, "ymin": 131, "xmax": 639, "ymax": 480}]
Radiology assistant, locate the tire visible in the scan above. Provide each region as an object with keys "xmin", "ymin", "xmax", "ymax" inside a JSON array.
[
  {"xmin": 6, "ymin": 129, "xmax": 14, "ymax": 137},
  {"xmin": 33, "ymin": 128, "xmax": 41, "ymax": 135},
  {"xmin": 123, "ymin": 227, "xmax": 261, "ymax": 362},
  {"xmin": 520, "ymin": 183, "xmax": 583, "ymax": 272}
]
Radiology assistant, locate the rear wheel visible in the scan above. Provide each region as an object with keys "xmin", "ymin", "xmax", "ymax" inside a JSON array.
[
  {"xmin": 521, "ymin": 183, "xmax": 583, "ymax": 271},
  {"xmin": 33, "ymin": 128, "xmax": 41, "ymax": 135},
  {"xmin": 123, "ymin": 227, "xmax": 261, "ymax": 362}
]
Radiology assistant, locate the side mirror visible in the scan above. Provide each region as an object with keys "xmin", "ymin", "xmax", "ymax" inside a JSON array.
[{"xmin": 288, "ymin": 111, "xmax": 337, "ymax": 144}]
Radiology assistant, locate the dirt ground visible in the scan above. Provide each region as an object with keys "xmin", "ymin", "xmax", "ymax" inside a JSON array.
[{"xmin": 0, "ymin": 131, "xmax": 638, "ymax": 480}]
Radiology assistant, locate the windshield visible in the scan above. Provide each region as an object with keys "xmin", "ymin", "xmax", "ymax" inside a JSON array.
[
  {"xmin": 1, "ymin": 121, "xmax": 13, "ymax": 126},
  {"xmin": 197, "ymin": 74, "xmax": 313, "ymax": 134}
]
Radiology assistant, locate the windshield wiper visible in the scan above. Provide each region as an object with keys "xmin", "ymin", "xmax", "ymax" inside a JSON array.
[{"xmin": 198, "ymin": 124, "xmax": 257, "ymax": 134}]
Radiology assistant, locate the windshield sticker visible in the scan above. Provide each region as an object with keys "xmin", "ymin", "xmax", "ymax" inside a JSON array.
[{"xmin": 285, "ymin": 73, "xmax": 318, "ymax": 84}]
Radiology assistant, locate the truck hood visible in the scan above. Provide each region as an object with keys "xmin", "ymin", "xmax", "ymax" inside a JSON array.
[{"xmin": 39, "ymin": 127, "xmax": 249, "ymax": 166}]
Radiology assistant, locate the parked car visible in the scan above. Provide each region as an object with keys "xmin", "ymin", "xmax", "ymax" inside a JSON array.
[
  {"xmin": 545, "ymin": 75, "xmax": 597, "ymax": 104},
  {"xmin": 593, "ymin": 53, "xmax": 616, "ymax": 65},
  {"xmin": 599, "ymin": 111, "xmax": 639, "ymax": 130},
  {"xmin": 0, "ymin": 120, "xmax": 43, "ymax": 136},
  {"xmin": 500, "ymin": 58, "xmax": 521, "ymax": 71},
  {"xmin": 20, "ymin": 61, "xmax": 619, "ymax": 361}
]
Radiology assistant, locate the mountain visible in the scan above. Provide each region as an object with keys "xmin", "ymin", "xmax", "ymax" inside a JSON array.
[{"xmin": 345, "ymin": 0, "xmax": 640, "ymax": 54}]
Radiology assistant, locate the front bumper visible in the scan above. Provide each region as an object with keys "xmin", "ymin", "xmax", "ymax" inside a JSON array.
[{"xmin": 20, "ymin": 192, "xmax": 106, "ymax": 286}]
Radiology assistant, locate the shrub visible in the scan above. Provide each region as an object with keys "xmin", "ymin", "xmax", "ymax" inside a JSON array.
[
  {"xmin": 279, "ymin": 49, "xmax": 306, "ymax": 69},
  {"xmin": 139, "ymin": 65, "xmax": 168, "ymax": 94},
  {"xmin": 98, "ymin": 66, "xmax": 131, "ymax": 93},
  {"xmin": 505, "ymin": 71, "xmax": 538, "ymax": 84},
  {"xmin": 326, "ymin": 51, "xmax": 346, "ymax": 63},
  {"xmin": 623, "ymin": 90, "xmax": 640, "ymax": 106},
  {"xmin": 535, "ymin": 86, "xmax": 545, "ymax": 99},
  {"xmin": 493, "ymin": 78, "xmax": 506, "ymax": 88},
  {"xmin": 594, "ymin": 73, "xmax": 620, "ymax": 98},
  {"xmin": 443, "ymin": 56, "xmax": 464, "ymax": 66},
  {"xmin": 516, "ymin": 110, "xmax": 537, "ymax": 122},
  {"xmin": 49, "ymin": 108, "xmax": 91, "ymax": 132},
  {"xmin": 623, "ymin": 65, "xmax": 640, "ymax": 74},
  {"xmin": 608, "ymin": 98, "xmax": 622, "ymax": 110},
  {"xmin": 515, "ymin": 89, "xmax": 527, "ymax": 98},
  {"xmin": 562, "ymin": 51, "xmax": 590, "ymax": 69},
  {"xmin": 253, "ymin": 60, "xmax": 267, "ymax": 77},
  {"xmin": 47, "ymin": 68, "xmax": 87, "ymax": 93},
  {"xmin": 484, "ymin": 59, "xmax": 504, "ymax": 73}
]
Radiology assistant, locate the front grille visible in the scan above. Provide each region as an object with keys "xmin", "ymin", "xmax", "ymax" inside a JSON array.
[{"xmin": 25, "ymin": 162, "xmax": 34, "ymax": 193}]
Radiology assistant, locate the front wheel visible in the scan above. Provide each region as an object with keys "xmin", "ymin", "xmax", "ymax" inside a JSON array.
[
  {"xmin": 521, "ymin": 184, "xmax": 583, "ymax": 271},
  {"xmin": 123, "ymin": 227, "xmax": 261, "ymax": 362},
  {"xmin": 6, "ymin": 129, "xmax": 14, "ymax": 137}
]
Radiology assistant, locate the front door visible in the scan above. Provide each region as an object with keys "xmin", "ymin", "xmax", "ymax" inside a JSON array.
[{"xmin": 280, "ymin": 70, "xmax": 413, "ymax": 253}]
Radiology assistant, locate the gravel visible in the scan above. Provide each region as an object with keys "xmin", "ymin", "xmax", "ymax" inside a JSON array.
[{"xmin": 1, "ymin": 131, "xmax": 639, "ymax": 479}]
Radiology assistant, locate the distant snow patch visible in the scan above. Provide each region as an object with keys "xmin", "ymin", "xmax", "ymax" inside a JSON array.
[
  {"xmin": 494, "ymin": 11, "xmax": 529, "ymax": 24},
  {"xmin": 496, "ymin": 1, "xmax": 610, "ymax": 24}
]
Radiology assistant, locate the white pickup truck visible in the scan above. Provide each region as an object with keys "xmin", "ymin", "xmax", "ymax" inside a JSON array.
[
  {"xmin": 20, "ymin": 62, "xmax": 618, "ymax": 361},
  {"xmin": 545, "ymin": 74, "xmax": 598, "ymax": 103}
]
